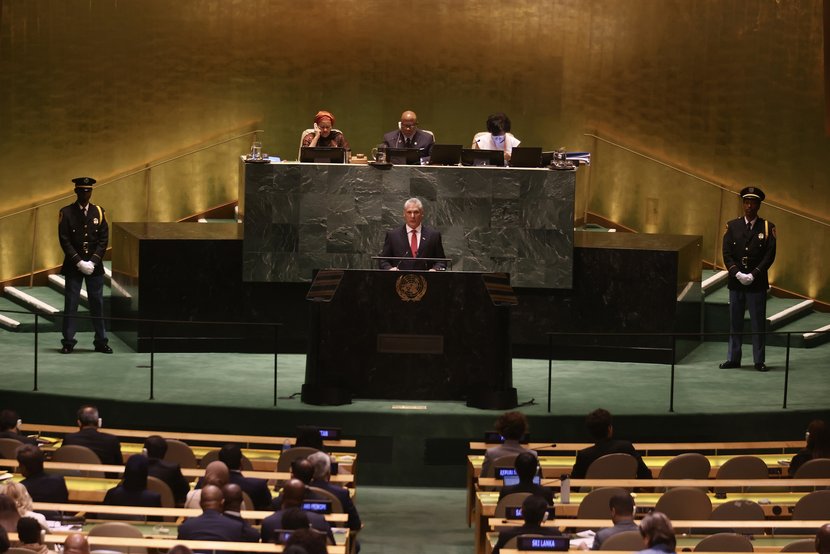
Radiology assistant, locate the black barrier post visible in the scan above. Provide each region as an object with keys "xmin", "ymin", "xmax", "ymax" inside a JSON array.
[
  {"xmin": 669, "ymin": 335, "xmax": 676, "ymax": 413},
  {"xmin": 783, "ymin": 332, "xmax": 791, "ymax": 409},
  {"xmin": 149, "ymin": 322, "xmax": 155, "ymax": 400},
  {"xmin": 547, "ymin": 334, "xmax": 553, "ymax": 413},
  {"xmin": 274, "ymin": 325, "xmax": 280, "ymax": 407},
  {"xmin": 33, "ymin": 313, "xmax": 39, "ymax": 392}
]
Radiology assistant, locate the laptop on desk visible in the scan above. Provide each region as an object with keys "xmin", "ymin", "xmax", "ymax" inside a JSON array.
[
  {"xmin": 461, "ymin": 148, "xmax": 504, "ymax": 167},
  {"xmin": 385, "ymin": 147, "xmax": 421, "ymax": 165},
  {"xmin": 427, "ymin": 144, "xmax": 463, "ymax": 165},
  {"xmin": 509, "ymin": 146, "xmax": 543, "ymax": 168}
]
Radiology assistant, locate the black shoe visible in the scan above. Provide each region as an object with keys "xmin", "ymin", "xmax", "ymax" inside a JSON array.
[
  {"xmin": 95, "ymin": 344, "xmax": 113, "ymax": 354},
  {"xmin": 719, "ymin": 361, "xmax": 740, "ymax": 369},
  {"xmin": 60, "ymin": 344, "xmax": 74, "ymax": 354},
  {"xmin": 755, "ymin": 363, "xmax": 768, "ymax": 372}
]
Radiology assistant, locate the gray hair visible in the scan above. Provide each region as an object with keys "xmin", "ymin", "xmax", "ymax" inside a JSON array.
[
  {"xmin": 403, "ymin": 197, "xmax": 423, "ymax": 211},
  {"xmin": 306, "ymin": 451, "xmax": 331, "ymax": 481}
]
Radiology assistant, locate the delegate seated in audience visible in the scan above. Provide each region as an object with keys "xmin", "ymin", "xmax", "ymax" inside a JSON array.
[
  {"xmin": 492, "ymin": 494, "xmax": 561, "ymax": 554},
  {"xmin": 498, "ymin": 451, "xmax": 553, "ymax": 505},
  {"xmin": 219, "ymin": 483, "xmax": 259, "ymax": 543},
  {"xmin": 178, "ymin": 484, "xmax": 254, "ymax": 543},
  {"xmin": 17, "ymin": 445, "xmax": 69, "ymax": 505},
  {"xmin": 591, "ymin": 492, "xmax": 638, "ymax": 550},
  {"xmin": 271, "ymin": 458, "xmax": 321, "ymax": 510},
  {"xmin": 218, "ymin": 444, "xmax": 271, "ymax": 510},
  {"xmin": 571, "ymin": 408, "xmax": 652, "ymax": 480},
  {"xmin": 144, "ymin": 435, "xmax": 190, "ymax": 505},
  {"xmin": 302, "ymin": 110, "xmax": 349, "ymax": 150},
  {"xmin": 816, "ymin": 523, "xmax": 830, "ymax": 554},
  {"xmin": 16, "ymin": 516, "xmax": 55, "ymax": 554},
  {"xmin": 0, "ymin": 482, "xmax": 47, "ymax": 529},
  {"xmin": 0, "ymin": 409, "xmax": 37, "ymax": 445},
  {"xmin": 790, "ymin": 419, "xmax": 830, "ymax": 475},
  {"xmin": 637, "ymin": 511, "xmax": 676, "ymax": 554},
  {"xmin": 62, "ymin": 405, "xmax": 123, "ymax": 466},
  {"xmin": 308, "ymin": 450, "xmax": 362, "ymax": 530},
  {"xmin": 285, "ymin": 527, "xmax": 328, "ymax": 554},
  {"xmin": 62, "ymin": 533, "xmax": 90, "ymax": 554},
  {"xmin": 0, "ymin": 495, "xmax": 20, "ymax": 537},
  {"xmin": 481, "ymin": 411, "xmax": 537, "ymax": 477},
  {"xmin": 261, "ymin": 479, "xmax": 333, "ymax": 544},
  {"xmin": 185, "ymin": 460, "xmax": 229, "ymax": 509},
  {"xmin": 102, "ymin": 454, "xmax": 162, "ymax": 516}
]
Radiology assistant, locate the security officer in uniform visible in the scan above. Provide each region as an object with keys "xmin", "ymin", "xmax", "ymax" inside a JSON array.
[
  {"xmin": 719, "ymin": 186, "xmax": 776, "ymax": 371},
  {"xmin": 58, "ymin": 177, "xmax": 112, "ymax": 354}
]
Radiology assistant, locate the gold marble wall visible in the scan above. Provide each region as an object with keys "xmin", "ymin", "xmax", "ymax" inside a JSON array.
[{"xmin": 1, "ymin": 0, "xmax": 827, "ymax": 301}]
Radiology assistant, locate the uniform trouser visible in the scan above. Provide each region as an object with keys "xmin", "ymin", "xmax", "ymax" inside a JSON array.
[
  {"xmin": 62, "ymin": 272, "xmax": 108, "ymax": 347},
  {"xmin": 727, "ymin": 287, "xmax": 767, "ymax": 364}
]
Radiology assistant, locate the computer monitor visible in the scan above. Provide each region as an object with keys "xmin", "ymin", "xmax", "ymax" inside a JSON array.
[
  {"xmin": 461, "ymin": 148, "xmax": 505, "ymax": 167},
  {"xmin": 385, "ymin": 147, "xmax": 421, "ymax": 165},
  {"xmin": 300, "ymin": 146, "xmax": 346, "ymax": 164},
  {"xmin": 509, "ymin": 146, "xmax": 543, "ymax": 168},
  {"xmin": 427, "ymin": 144, "xmax": 463, "ymax": 165}
]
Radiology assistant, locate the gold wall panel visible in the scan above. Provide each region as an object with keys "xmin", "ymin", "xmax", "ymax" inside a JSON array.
[{"xmin": 1, "ymin": 0, "xmax": 827, "ymax": 301}]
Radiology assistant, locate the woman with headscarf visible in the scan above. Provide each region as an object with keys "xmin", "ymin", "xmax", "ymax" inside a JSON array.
[
  {"xmin": 0, "ymin": 482, "xmax": 47, "ymax": 530},
  {"xmin": 472, "ymin": 112, "xmax": 521, "ymax": 162},
  {"xmin": 302, "ymin": 110, "xmax": 350, "ymax": 150},
  {"xmin": 103, "ymin": 455, "xmax": 162, "ymax": 518}
]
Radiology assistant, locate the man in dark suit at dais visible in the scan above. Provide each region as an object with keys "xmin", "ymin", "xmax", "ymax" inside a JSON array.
[{"xmin": 379, "ymin": 197, "xmax": 446, "ymax": 271}]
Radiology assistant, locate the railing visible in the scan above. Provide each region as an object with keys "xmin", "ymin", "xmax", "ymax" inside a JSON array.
[{"xmin": 0, "ymin": 125, "xmax": 263, "ymax": 287}]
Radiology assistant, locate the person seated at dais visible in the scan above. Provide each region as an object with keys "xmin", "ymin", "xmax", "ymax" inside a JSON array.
[
  {"xmin": 472, "ymin": 112, "xmax": 520, "ymax": 162},
  {"xmin": 382, "ymin": 110, "xmax": 434, "ymax": 158},
  {"xmin": 302, "ymin": 110, "xmax": 349, "ymax": 150}
]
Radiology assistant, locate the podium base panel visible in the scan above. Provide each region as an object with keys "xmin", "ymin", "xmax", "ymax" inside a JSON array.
[
  {"xmin": 301, "ymin": 384, "xmax": 352, "ymax": 406},
  {"xmin": 466, "ymin": 388, "xmax": 518, "ymax": 410}
]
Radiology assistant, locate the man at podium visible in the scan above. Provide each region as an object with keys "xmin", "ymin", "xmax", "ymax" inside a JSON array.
[{"xmin": 379, "ymin": 197, "xmax": 446, "ymax": 271}]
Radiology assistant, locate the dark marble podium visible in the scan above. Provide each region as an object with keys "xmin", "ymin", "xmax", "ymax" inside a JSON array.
[
  {"xmin": 302, "ymin": 270, "xmax": 516, "ymax": 408},
  {"xmin": 240, "ymin": 162, "xmax": 575, "ymax": 289}
]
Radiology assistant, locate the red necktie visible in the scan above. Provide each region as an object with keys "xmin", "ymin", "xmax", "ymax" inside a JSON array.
[{"xmin": 410, "ymin": 230, "xmax": 418, "ymax": 257}]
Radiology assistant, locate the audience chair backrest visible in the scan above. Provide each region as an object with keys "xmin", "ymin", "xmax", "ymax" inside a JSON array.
[
  {"xmin": 694, "ymin": 532, "xmax": 754, "ymax": 552},
  {"xmin": 163, "ymin": 439, "xmax": 198, "ymax": 469},
  {"xmin": 482, "ymin": 454, "xmax": 521, "ymax": 480},
  {"xmin": 277, "ymin": 447, "xmax": 320, "ymax": 473},
  {"xmin": 658, "ymin": 452, "xmax": 711, "ymax": 480},
  {"xmin": 198, "ymin": 448, "xmax": 254, "ymax": 471},
  {"xmin": 146, "ymin": 475, "xmax": 176, "ymax": 520},
  {"xmin": 779, "ymin": 539, "xmax": 817, "ymax": 552},
  {"xmin": 600, "ymin": 530, "xmax": 645, "ymax": 551},
  {"xmin": 791, "ymin": 489, "xmax": 830, "ymax": 520},
  {"xmin": 715, "ymin": 455, "xmax": 768, "ymax": 494},
  {"xmin": 88, "ymin": 521, "xmax": 147, "ymax": 554},
  {"xmin": 0, "ymin": 438, "xmax": 23, "ymax": 459},
  {"xmin": 308, "ymin": 486, "xmax": 344, "ymax": 513},
  {"xmin": 494, "ymin": 492, "xmax": 533, "ymax": 518},
  {"xmin": 710, "ymin": 499, "xmax": 765, "ymax": 535},
  {"xmin": 585, "ymin": 453, "xmax": 638, "ymax": 479},
  {"xmin": 7, "ymin": 548, "xmax": 38, "ymax": 554},
  {"xmin": 654, "ymin": 486, "xmax": 712, "ymax": 521},
  {"xmin": 792, "ymin": 458, "xmax": 830, "ymax": 480},
  {"xmin": 577, "ymin": 487, "xmax": 630, "ymax": 519},
  {"xmin": 52, "ymin": 444, "xmax": 104, "ymax": 477}
]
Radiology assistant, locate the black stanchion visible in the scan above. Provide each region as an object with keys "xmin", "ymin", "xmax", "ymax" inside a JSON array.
[
  {"xmin": 547, "ymin": 334, "xmax": 553, "ymax": 414},
  {"xmin": 273, "ymin": 324, "xmax": 279, "ymax": 407},
  {"xmin": 669, "ymin": 335, "xmax": 676, "ymax": 413},
  {"xmin": 149, "ymin": 322, "xmax": 155, "ymax": 400},
  {"xmin": 33, "ymin": 313, "xmax": 39, "ymax": 392},
  {"xmin": 783, "ymin": 332, "xmax": 791, "ymax": 409}
]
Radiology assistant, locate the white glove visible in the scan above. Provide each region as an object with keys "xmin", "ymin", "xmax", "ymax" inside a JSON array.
[
  {"xmin": 77, "ymin": 260, "xmax": 95, "ymax": 275},
  {"xmin": 736, "ymin": 272, "xmax": 754, "ymax": 286}
]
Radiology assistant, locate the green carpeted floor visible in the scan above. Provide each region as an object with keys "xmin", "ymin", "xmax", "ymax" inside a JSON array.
[{"xmin": 1, "ymin": 331, "xmax": 828, "ymax": 415}]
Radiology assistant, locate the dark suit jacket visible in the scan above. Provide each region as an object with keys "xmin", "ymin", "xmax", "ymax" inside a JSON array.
[
  {"xmin": 260, "ymin": 508, "xmax": 333, "ymax": 543},
  {"xmin": 220, "ymin": 512, "xmax": 260, "ymax": 543},
  {"xmin": 147, "ymin": 457, "xmax": 190, "ymax": 504},
  {"xmin": 178, "ymin": 509, "xmax": 254, "ymax": 542},
  {"xmin": 492, "ymin": 524, "xmax": 563, "ymax": 554},
  {"xmin": 62, "ymin": 427, "xmax": 123, "ymax": 466},
  {"xmin": 0, "ymin": 430, "xmax": 38, "ymax": 445},
  {"xmin": 103, "ymin": 485, "xmax": 162, "ymax": 508},
  {"xmin": 228, "ymin": 470, "xmax": 272, "ymax": 511},
  {"xmin": 20, "ymin": 472, "xmax": 69, "ymax": 503},
  {"xmin": 382, "ymin": 129, "xmax": 435, "ymax": 157},
  {"xmin": 570, "ymin": 438, "xmax": 652, "ymax": 480},
  {"xmin": 498, "ymin": 482, "xmax": 554, "ymax": 505},
  {"xmin": 379, "ymin": 224, "xmax": 446, "ymax": 270},
  {"xmin": 310, "ymin": 479, "xmax": 362, "ymax": 530},
  {"xmin": 722, "ymin": 216, "xmax": 776, "ymax": 292}
]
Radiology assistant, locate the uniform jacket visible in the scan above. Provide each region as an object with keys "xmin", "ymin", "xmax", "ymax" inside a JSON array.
[
  {"xmin": 722, "ymin": 216, "xmax": 776, "ymax": 292},
  {"xmin": 58, "ymin": 202, "xmax": 108, "ymax": 277}
]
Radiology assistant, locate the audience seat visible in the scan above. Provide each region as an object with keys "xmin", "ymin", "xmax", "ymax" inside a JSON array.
[
  {"xmin": 780, "ymin": 539, "xmax": 817, "ymax": 552},
  {"xmin": 658, "ymin": 452, "xmax": 711, "ymax": 481},
  {"xmin": 600, "ymin": 530, "xmax": 644, "ymax": 551},
  {"xmin": 791, "ymin": 458, "xmax": 830, "ymax": 483},
  {"xmin": 163, "ymin": 439, "xmax": 198, "ymax": 469},
  {"xmin": 147, "ymin": 475, "xmax": 176, "ymax": 520},
  {"xmin": 494, "ymin": 492, "xmax": 533, "ymax": 518},
  {"xmin": 0, "ymin": 438, "xmax": 23, "ymax": 459},
  {"xmin": 654, "ymin": 486, "xmax": 712, "ymax": 521},
  {"xmin": 715, "ymin": 455, "xmax": 768, "ymax": 494},
  {"xmin": 308, "ymin": 486, "xmax": 344, "ymax": 513},
  {"xmin": 88, "ymin": 521, "xmax": 147, "ymax": 554},
  {"xmin": 791, "ymin": 489, "xmax": 830, "ymax": 520},
  {"xmin": 277, "ymin": 447, "xmax": 320, "ymax": 472},
  {"xmin": 709, "ymin": 499, "xmax": 765, "ymax": 535},
  {"xmin": 52, "ymin": 444, "xmax": 104, "ymax": 477},
  {"xmin": 199, "ymin": 448, "xmax": 254, "ymax": 471},
  {"xmin": 694, "ymin": 532, "xmax": 754, "ymax": 552},
  {"xmin": 585, "ymin": 453, "xmax": 638, "ymax": 479},
  {"xmin": 577, "ymin": 487, "xmax": 629, "ymax": 520}
]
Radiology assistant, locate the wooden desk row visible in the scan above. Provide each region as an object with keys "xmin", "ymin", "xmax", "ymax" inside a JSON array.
[{"xmin": 468, "ymin": 440, "xmax": 803, "ymax": 454}]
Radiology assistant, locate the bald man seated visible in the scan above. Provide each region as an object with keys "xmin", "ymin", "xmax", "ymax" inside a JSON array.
[
  {"xmin": 63, "ymin": 533, "xmax": 90, "ymax": 554},
  {"xmin": 260, "ymin": 479, "xmax": 334, "ymax": 544},
  {"xmin": 382, "ymin": 110, "xmax": 434, "ymax": 158},
  {"xmin": 221, "ymin": 483, "xmax": 259, "ymax": 542},
  {"xmin": 185, "ymin": 460, "xmax": 230, "ymax": 509},
  {"xmin": 178, "ymin": 484, "xmax": 257, "ymax": 543}
]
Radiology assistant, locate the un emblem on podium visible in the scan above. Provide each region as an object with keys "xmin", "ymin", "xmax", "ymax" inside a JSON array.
[{"xmin": 395, "ymin": 274, "xmax": 428, "ymax": 302}]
